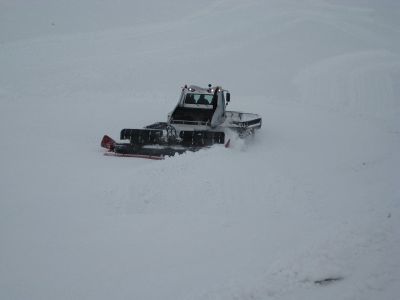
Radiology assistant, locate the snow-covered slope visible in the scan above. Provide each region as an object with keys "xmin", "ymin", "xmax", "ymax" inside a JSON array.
[{"xmin": 1, "ymin": 1, "xmax": 399, "ymax": 299}]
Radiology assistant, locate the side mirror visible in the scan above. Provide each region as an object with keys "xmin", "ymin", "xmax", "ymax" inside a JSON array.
[{"xmin": 226, "ymin": 93, "xmax": 230, "ymax": 103}]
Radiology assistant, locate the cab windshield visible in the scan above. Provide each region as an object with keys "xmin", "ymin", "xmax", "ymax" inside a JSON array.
[{"xmin": 184, "ymin": 93, "xmax": 214, "ymax": 105}]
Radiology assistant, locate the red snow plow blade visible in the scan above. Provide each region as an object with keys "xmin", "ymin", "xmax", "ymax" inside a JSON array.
[
  {"xmin": 103, "ymin": 152, "xmax": 164, "ymax": 160},
  {"xmin": 101, "ymin": 135, "xmax": 116, "ymax": 150},
  {"xmin": 100, "ymin": 134, "xmax": 169, "ymax": 160},
  {"xmin": 100, "ymin": 125, "xmax": 226, "ymax": 160}
]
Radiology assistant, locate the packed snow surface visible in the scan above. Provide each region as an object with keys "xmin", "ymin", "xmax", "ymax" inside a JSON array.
[{"xmin": 1, "ymin": 1, "xmax": 400, "ymax": 299}]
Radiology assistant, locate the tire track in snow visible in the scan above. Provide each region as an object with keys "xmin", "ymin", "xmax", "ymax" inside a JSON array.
[{"xmin": 294, "ymin": 50, "xmax": 400, "ymax": 116}]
